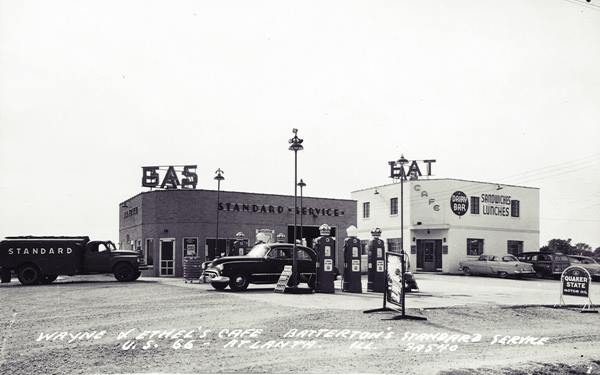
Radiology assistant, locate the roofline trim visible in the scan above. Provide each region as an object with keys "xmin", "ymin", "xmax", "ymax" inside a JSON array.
[{"xmin": 351, "ymin": 178, "xmax": 539, "ymax": 194}]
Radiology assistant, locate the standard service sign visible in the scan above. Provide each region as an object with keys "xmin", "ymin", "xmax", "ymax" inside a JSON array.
[{"xmin": 561, "ymin": 266, "xmax": 590, "ymax": 297}]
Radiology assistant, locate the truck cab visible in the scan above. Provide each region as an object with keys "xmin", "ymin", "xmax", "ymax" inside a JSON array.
[{"xmin": 0, "ymin": 236, "xmax": 147, "ymax": 285}]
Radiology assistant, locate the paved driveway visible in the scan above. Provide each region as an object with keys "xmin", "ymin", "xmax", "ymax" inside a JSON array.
[{"xmin": 169, "ymin": 273, "xmax": 600, "ymax": 311}]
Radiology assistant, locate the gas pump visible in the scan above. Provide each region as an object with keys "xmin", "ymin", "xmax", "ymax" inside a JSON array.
[
  {"xmin": 313, "ymin": 223, "xmax": 335, "ymax": 293},
  {"xmin": 367, "ymin": 228, "xmax": 385, "ymax": 293},
  {"xmin": 231, "ymin": 232, "xmax": 249, "ymax": 256},
  {"xmin": 342, "ymin": 232, "xmax": 362, "ymax": 293}
]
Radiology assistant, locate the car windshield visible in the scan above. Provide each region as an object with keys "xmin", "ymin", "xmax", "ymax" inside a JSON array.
[
  {"xmin": 502, "ymin": 255, "xmax": 518, "ymax": 262},
  {"xmin": 106, "ymin": 241, "xmax": 117, "ymax": 251},
  {"xmin": 553, "ymin": 254, "xmax": 569, "ymax": 262},
  {"xmin": 568, "ymin": 257, "xmax": 581, "ymax": 263},
  {"xmin": 246, "ymin": 244, "xmax": 270, "ymax": 257}
]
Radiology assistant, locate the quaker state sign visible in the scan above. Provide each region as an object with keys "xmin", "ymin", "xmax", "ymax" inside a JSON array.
[{"xmin": 561, "ymin": 266, "xmax": 590, "ymax": 297}]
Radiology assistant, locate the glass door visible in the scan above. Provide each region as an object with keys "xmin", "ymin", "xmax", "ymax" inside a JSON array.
[{"xmin": 160, "ymin": 239, "xmax": 175, "ymax": 276}]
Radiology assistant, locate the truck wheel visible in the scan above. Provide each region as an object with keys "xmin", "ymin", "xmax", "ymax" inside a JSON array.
[
  {"xmin": 17, "ymin": 264, "xmax": 41, "ymax": 285},
  {"xmin": 114, "ymin": 263, "xmax": 136, "ymax": 282},
  {"xmin": 1, "ymin": 268, "xmax": 11, "ymax": 283},
  {"xmin": 229, "ymin": 273, "xmax": 249, "ymax": 291},
  {"xmin": 40, "ymin": 275, "xmax": 58, "ymax": 284}
]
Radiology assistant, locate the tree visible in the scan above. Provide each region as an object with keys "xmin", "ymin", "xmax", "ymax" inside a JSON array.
[
  {"xmin": 573, "ymin": 242, "xmax": 592, "ymax": 256},
  {"xmin": 542, "ymin": 238, "xmax": 574, "ymax": 254},
  {"xmin": 594, "ymin": 247, "xmax": 600, "ymax": 257}
]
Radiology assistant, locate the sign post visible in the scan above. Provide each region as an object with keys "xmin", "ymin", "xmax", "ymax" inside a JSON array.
[{"xmin": 557, "ymin": 266, "xmax": 597, "ymax": 313}]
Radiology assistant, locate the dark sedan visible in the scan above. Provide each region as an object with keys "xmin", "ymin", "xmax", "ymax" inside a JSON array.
[
  {"xmin": 202, "ymin": 243, "xmax": 319, "ymax": 291},
  {"xmin": 517, "ymin": 252, "xmax": 570, "ymax": 278}
]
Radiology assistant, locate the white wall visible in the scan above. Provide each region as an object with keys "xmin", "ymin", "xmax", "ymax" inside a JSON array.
[{"xmin": 352, "ymin": 178, "xmax": 540, "ymax": 273}]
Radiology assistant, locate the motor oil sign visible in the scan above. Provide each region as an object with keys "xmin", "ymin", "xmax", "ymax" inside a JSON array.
[{"xmin": 561, "ymin": 266, "xmax": 590, "ymax": 297}]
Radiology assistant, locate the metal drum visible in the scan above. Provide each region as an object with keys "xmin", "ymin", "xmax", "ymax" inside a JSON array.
[{"xmin": 183, "ymin": 257, "xmax": 203, "ymax": 283}]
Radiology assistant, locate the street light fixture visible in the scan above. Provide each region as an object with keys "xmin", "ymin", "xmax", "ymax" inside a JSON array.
[
  {"xmin": 286, "ymin": 129, "xmax": 311, "ymax": 293},
  {"xmin": 214, "ymin": 168, "xmax": 224, "ymax": 258},
  {"xmin": 387, "ymin": 154, "xmax": 426, "ymax": 321},
  {"xmin": 298, "ymin": 179, "xmax": 306, "ymax": 245}
]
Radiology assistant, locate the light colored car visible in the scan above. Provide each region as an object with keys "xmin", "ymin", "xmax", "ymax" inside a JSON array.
[
  {"xmin": 566, "ymin": 255, "xmax": 600, "ymax": 281},
  {"xmin": 459, "ymin": 254, "xmax": 536, "ymax": 278}
]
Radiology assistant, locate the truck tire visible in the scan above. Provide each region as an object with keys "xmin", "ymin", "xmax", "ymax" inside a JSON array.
[
  {"xmin": 17, "ymin": 264, "xmax": 41, "ymax": 285},
  {"xmin": 1, "ymin": 268, "xmax": 11, "ymax": 283},
  {"xmin": 113, "ymin": 263, "xmax": 136, "ymax": 282},
  {"xmin": 40, "ymin": 275, "xmax": 58, "ymax": 284}
]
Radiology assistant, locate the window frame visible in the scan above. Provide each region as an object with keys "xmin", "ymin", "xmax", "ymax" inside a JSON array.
[
  {"xmin": 466, "ymin": 238, "xmax": 484, "ymax": 256},
  {"xmin": 390, "ymin": 197, "xmax": 398, "ymax": 216},
  {"xmin": 470, "ymin": 196, "xmax": 480, "ymax": 214},
  {"xmin": 511, "ymin": 200, "xmax": 520, "ymax": 217},
  {"xmin": 363, "ymin": 202, "xmax": 370, "ymax": 219},
  {"xmin": 507, "ymin": 240, "xmax": 523, "ymax": 256}
]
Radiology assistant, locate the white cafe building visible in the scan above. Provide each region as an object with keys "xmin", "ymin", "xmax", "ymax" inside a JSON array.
[{"xmin": 351, "ymin": 177, "xmax": 540, "ymax": 273}]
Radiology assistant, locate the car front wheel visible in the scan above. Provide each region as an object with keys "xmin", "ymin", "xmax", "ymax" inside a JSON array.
[
  {"xmin": 498, "ymin": 271, "xmax": 508, "ymax": 278},
  {"xmin": 211, "ymin": 282, "xmax": 227, "ymax": 291},
  {"xmin": 229, "ymin": 273, "xmax": 249, "ymax": 291},
  {"xmin": 462, "ymin": 267, "xmax": 472, "ymax": 276}
]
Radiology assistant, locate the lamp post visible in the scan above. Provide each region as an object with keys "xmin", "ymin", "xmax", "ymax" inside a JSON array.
[
  {"xmin": 214, "ymin": 168, "xmax": 224, "ymax": 258},
  {"xmin": 288, "ymin": 129, "xmax": 303, "ymax": 290},
  {"xmin": 298, "ymin": 179, "xmax": 306, "ymax": 245},
  {"xmin": 397, "ymin": 155, "xmax": 408, "ymax": 316}
]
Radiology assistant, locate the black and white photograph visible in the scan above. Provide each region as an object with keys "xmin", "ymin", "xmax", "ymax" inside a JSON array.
[{"xmin": 1, "ymin": 0, "xmax": 600, "ymax": 374}]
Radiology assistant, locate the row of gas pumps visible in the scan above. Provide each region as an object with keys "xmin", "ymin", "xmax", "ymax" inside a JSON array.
[{"xmin": 225, "ymin": 224, "xmax": 406, "ymax": 294}]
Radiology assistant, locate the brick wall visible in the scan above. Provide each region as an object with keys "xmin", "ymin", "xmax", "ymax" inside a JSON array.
[{"xmin": 119, "ymin": 189, "xmax": 357, "ymax": 277}]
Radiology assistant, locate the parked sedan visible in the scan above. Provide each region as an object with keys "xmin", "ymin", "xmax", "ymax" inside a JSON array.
[
  {"xmin": 202, "ymin": 243, "xmax": 321, "ymax": 291},
  {"xmin": 459, "ymin": 254, "xmax": 536, "ymax": 278},
  {"xmin": 566, "ymin": 255, "xmax": 600, "ymax": 281}
]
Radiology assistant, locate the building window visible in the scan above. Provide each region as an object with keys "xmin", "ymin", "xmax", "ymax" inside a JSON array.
[
  {"xmin": 390, "ymin": 198, "xmax": 398, "ymax": 215},
  {"xmin": 470, "ymin": 196, "xmax": 480, "ymax": 214},
  {"xmin": 144, "ymin": 238, "xmax": 154, "ymax": 266},
  {"xmin": 467, "ymin": 238, "xmax": 484, "ymax": 256},
  {"xmin": 363, "ymin": 202, "xmax": 370, "ymax": 218},
  {"xmin": 507, "ymin": 240, "xmax": 523, "ymax": 256},
  {"xmin": 511, "ymin": 200, "xmax": 520, "ymax": 217},
  {"xmin": 387, "ymin": 238, "xmax": 402, "ymax": 252}
]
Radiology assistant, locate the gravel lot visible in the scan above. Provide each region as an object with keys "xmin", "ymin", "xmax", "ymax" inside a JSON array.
[{"xmin": 1, "ymin": 275, "xmax": 599, "ymax": 375}]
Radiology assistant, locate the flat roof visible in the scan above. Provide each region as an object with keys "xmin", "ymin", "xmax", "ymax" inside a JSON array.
[
  {"xmin": 351, "ymin": 178, "xmax": 539, "ymax": 194},
  {"xmin": 120, "ymin": 188, "xmax": 356, "ymax": 206}
]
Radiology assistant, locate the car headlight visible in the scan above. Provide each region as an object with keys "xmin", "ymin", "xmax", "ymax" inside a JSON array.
[{"xmin": 216, "ymin": 264, "xmax": 224, "ymax": 272}]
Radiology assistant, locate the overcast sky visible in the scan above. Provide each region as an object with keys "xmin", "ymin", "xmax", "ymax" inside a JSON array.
[{"xmin": 1, "ymin": 0, "xmax": 599, "ymax": 248}]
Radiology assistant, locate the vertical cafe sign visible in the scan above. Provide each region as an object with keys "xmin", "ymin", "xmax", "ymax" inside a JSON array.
[{"xmin": 141, "ymin": 165, "xmax": 198, "ymax": 189}]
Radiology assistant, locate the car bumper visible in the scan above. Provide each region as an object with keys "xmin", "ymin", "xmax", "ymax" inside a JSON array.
[{"xmin": 200, "ymin": 270, "xmax": 229, "ymax": 284}]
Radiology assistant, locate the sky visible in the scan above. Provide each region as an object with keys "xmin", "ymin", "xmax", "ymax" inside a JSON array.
[{"xmin": 1, "ymin": 0, "xmax": 599, "ymax": 248}]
